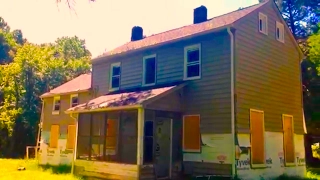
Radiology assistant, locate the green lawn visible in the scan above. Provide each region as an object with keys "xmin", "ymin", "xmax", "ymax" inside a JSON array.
[{"xmin": 0, "ymin": 159, "xmax": 81, "ymax": 180}]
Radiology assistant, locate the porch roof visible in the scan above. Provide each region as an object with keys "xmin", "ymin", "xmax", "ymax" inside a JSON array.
[{"xmin": 65, "ymin": 84, "xmax": 185, "ymax": 114}]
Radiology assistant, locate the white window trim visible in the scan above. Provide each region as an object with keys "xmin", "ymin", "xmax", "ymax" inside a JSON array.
[
  {"xmin": 183, "ymin": 44, "xmax": 201, "ymax": 81},
  {"xmin": 70, "ymin": 94, "xmax": 78, "ymax": 108},
  {"xmin": 142, "ymin": 54, "xmax": 157, "ymax": 86},
  {"xmin": 109, "ymin": 62, "xmax": 121, "ymax": 92},
  {"xmin": 259, "ymin": 12, "xmax": 268, "ymax": 35},
  {"xmin": 52, "ymin": 96, "xmax": 60, "ymax": 115},
  {"xmin": 276, "ymin": 21, "xmax": 285, "ymax": 43},
  {"xmin": 182, "ymin": 114, "xmax": 201, "ymax": 153}
]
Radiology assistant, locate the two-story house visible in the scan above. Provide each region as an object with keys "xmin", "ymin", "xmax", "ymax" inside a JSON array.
[
  {"xmin": 53, "ymin": 0, "xmax": 305, "ymax": 179},
  {"xmin": 38, "ymin": 73, "xmax": 92, "ymax": 165}
]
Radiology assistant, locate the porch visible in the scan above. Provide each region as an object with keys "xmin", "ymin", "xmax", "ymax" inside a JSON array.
[{"xmin": 66, "ymin": 85, "xmax": 185, "ymax": 180}]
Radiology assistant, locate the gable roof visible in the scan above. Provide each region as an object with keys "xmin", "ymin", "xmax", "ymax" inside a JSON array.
[
  {"xmin": 94, "ymin": 1, "xmax": 268, "ymax": 61},
  {"xmin": 40, "ymin": 73, "xmax": 92, "ymax": 98}
]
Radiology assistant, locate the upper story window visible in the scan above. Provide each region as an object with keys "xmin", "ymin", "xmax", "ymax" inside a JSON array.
[
  {"xmin": 52, "ymin": 96, "xmax": 61, "ymax": 115},
  {"xmin": 143, "ymin": 54, "xmax": 156, "ymax": 86},
  {"xmin": 259, "ymin": 12, "xmax": 268, "ymax": 35},
  {"xmin": 70, "ymin": 94, "xmax": 79, "ymax": 108},
  {"xmin": 109, "ymin": 62, "xmax": 121, "ymax": 91},
  {"xmin": 276, "ymin": 21, "xmax": 285, "ymax": 43},
  {"xmin": 184, "ymin": 44, "xmax": 201, "ymax": 80}
]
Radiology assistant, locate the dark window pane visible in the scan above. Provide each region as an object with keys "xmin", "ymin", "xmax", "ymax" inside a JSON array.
[
  {"xmin": 77, "ymin": 136, "xmax": 90, "ymax": 160},
  {"xmin": 143, "ymin": 137, "xmax": 153, "ymax": 163},
  {"xmin": 259, "ymin": 19, "xmax": 263, "ymax": 31},
  {"xmin": 113, "ymin": 66, "xmax": 121, "ymax": 76},
  {"xmin": 112, "ymin": 77, "xmax": 120, "ymax": 88},
  {"xmin": 54, "ymin": 105, "xmax": 60, "ymax": 111},
  {"xmin": 187, "ymin": 64, "xmax": 200, "ymax": 78},
  {"xmin": 91, "ymin": 137, "xmax": 104, "ymax": 161},
  {"xmin": 187, "ymin": 49, "xmax": 199, "ymax": 63},
  {"xmin": 145, "ymin": 58, "xmax": 156, "ymax": 84},
  {"xmin": 277, "ymin": 28, "xmax": 280, "ymax": 39},
  {"xmin": 72, "ymin": 97, "xmax": 78, "ymax": 107},
  {"xmin": 144, "ymin": 121, "xmax": 153, "ymax": 137}
]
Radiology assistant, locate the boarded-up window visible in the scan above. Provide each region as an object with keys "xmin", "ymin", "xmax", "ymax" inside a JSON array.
[
  {"xmin": 250, "ymin": 109, "xmax": 265, "ymax": 165},
  {"xmin": 183, "ymin": 115, "xmax": 200, "ymax": 152},
  {"xmin": 106, "ymin": 119, "xmax": 118, "ymax": 150},
  {"xmin": 50, "ymin": 125, "xmax": 59, "ymax": 148},
  {"xmin": 283, "ymin": 115, "xmax": 295, "ymax": 164},
  {"xmin": 67, "ymin": 125, "xmax": 76, "ymax": 149}
]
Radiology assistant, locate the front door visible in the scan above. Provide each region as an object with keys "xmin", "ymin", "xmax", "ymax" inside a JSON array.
[{"xmin": 154, "ymin": 117, "xmax": 172, "ymax": 179}]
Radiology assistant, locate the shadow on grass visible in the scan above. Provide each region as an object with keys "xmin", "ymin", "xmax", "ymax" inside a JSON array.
[{"xmin": 40, "ymin": 164, "xmax": 71, "ymax": 174}]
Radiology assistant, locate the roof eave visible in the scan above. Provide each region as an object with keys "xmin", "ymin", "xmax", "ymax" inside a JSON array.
[
  {"xmin": 65, "ymin": 104, "xmax": 142, "ymax": 114},
  {"xmin": 92, "ymin": 25, "xmax": 234, "ymax": 63},
  {"xmin": 40, "ymin": 88, "xmax": 91, "ymax": 98}
]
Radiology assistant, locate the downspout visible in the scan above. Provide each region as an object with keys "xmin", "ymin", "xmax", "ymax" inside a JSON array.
[
  {"xmin": 70, "ymin": 113, "xmax": 79, "ymax": 175},
  {"xmin": 227, "ymin": 27, "xmax": 236, "ymax": 178}
]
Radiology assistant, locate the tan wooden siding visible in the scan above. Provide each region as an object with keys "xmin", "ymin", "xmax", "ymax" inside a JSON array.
[
  {"xmin": 234, "ymin": 2, "xmax": 304, "ymax": 134},
  {"xmin": 42, "ymin": 91, "xmax": 92, "ymax": 132},
  {"xmin": 74, "ymin": 160, "xmax": 138, "ymax": 180},
  {"xmin": 92, "ymin": 31, "xmax": 232, "ymax": 134}
]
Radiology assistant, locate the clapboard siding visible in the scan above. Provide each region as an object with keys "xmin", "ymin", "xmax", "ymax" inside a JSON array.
[
  {"xmin": 234, "ymin": 1, "xmax": 304, "ymax": 133},
  {"xmin": 42, "ymin": 91, "xmax": 92, "ymax": 132},
  {"xmin": 92, "ymin": 31, "xmax": 232, "ymax": 134}
]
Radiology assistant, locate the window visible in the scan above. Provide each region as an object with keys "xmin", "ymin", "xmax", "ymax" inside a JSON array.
[
  {"xmin": 66, "ymin": 125, "xmax": 76, "ymax": 149},
  {"xmin": 50, "ymin": 125, "xmax": 59, "ymax": 148},
  {"xmin": 276, "ymin": 21, "xmax": 285, "ymax": 43},
  {"xmin": 52, "ymin": 96, "xmax": 61, "ymax": 115},
  {"xmin": 259, "ymin": 12, "xmax": 268, "ymax": 35},
  {"xmin": 184, "ymin": 44, "xmax": 201, "ymax": 80},
  {"xmin": 143, "ymin": 54, "xmax": 156, "ymax": 86},
  {"xmin": 70, "ymin": 94, "xmax": 79, "ymax": 108},
  {"xmin": 109, "ymin": 62, "xmax": 121, "ymax": 91},
  {"xmin": 183, "ymin": 115, "xmax": 200, "ymax": 152},
  {"xmin": 144, "ymin": 121, "xmax": 154, "ymax": 163},
  {"xmin": 282, "ymin": 114, "xmax": 295, "ymax": 166},
  {"xmin": 250, "ymin": 109, "xmax": 265, "ymax": 167}
]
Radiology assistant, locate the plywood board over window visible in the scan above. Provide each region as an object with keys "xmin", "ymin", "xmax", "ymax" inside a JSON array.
[
  {"xmin": 250, "ymin": 109, "xmax": 266, "ymax": 168},
  {"xmin": 183, "ymin": 115, "xmax": 201, "ymax": 152},
  {"xmin": 67, "ymin": 125, "xmax": 76, "ymax": 149},
  {"xmin": 50, "ymin": 125, "xmax": 60, "ymax": 148},
  {"xmin": 282, "ymin": 114, "xmax": 295, "ymax": 166}
]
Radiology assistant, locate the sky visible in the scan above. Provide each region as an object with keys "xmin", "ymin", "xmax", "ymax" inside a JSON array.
[{"xmin": 0, "ymin": 0, "xmax": 258, "ymax": 58}]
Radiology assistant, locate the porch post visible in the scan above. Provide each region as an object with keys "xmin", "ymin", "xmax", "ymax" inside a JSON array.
[
  {"xmin": 71, "ymin": 113, "xmax": 79, "ymax": 174},
  {"xmin": 137, "ymin": 108, "xmax": 145, "ymax": 165}
]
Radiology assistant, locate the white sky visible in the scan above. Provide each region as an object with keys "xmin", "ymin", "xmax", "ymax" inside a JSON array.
[{"xmin": 0, "ymin": 0, "xmax": 258, "ymax": 58}]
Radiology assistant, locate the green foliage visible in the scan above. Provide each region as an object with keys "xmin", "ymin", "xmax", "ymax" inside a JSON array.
[
  {"xmin": 0, "ymin": 16, "xmax": 91, "ymax": 157},
  {"xmin": 308, "ymin": 28, "xmax": 320, "ymax": 74}
]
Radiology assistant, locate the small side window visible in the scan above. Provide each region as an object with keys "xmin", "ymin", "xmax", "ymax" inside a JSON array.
[
  {"xmin": 70, "ymin": 94, "xmax": 79, "ymax": 108},
  {"xmin": 109, "ymin": 62, "xmax": 121, "ymax": 91},
  {"xmin": 276, "ymin": 21, "xmax": 285, "ymax": 43},
  {"xmin": 259, "ymin": 12, "xmax": 268, "ymax": 35},
  {"xmin": 52, "ymin": 96, "xmax": 61, "ymax": 115}
]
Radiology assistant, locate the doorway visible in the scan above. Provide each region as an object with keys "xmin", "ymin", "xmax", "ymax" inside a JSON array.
[{"xmin": 154, "ymin": 117, "xmax": 172, "ymax": 179}]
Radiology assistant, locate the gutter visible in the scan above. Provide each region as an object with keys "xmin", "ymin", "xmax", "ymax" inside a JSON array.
[
  {"xmin": 70, "ymin": 113, "xmax": 78, "ymax": 175},
  {"xmin": 227, "ymin": 27, "xmax": 236, "ymax": 178}
]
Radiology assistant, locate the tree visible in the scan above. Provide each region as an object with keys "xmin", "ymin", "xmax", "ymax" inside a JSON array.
[{"xmin": 278, "ymin": 0, "xmax": 320, "ymax": 38}]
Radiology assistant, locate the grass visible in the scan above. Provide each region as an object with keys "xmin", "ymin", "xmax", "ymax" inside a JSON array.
[{"xmin": 0, "ymin": 159, "xmax": 82, "ymax": 180}]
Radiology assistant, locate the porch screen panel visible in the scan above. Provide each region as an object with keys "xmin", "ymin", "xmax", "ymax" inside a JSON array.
[
  {"xmin": 183, "ymin": 115, "xmax": 200, "ymax": 152},
  {"xmin": 50, "ymin": 125, "xmax": 59, "ymax": 148},
  {"xmin": 106, "ymin": 119, "xmax": 118, "ymax": 152},
  {"xmin": 250, "ymin": 110, "xmax": 265, "ymax": 165},
  {"xmin": 283, "ymin": 115, "xmax": 295, "ymax": 164},
  {"xmin": 77, "ymin": 113, "xmax": 91, "ymax": 160},
  {"xmin": 66, "ymin": 125, "xmax": 76, "ymax": 149}
]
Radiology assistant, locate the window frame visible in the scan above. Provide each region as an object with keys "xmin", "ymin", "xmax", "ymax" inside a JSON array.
[
  {"xmin": 258, "ymin": 12, "xmax": 268, "ymax": 35},
  {"xmin": 276, "ymin": 21, "xmax": 285, "ymax": 43},
  {"xmin": 109, "ymin": 62, "xmax": 121, "ymax": 92},
  {"xmin": 70, "ymin": 94, "xmax": 79, "ymax": 108},
  {"xmin": 282, "ymin": 114, "xmax": 295, "ymax": 166},
  {"xmin": 182, "ymin": 114, "xmax": 201, "ymax": 153},
  {"xmin": 142, "ymin": 54, "xmax": 157, "ymax": 86},
  {"xmin": 249, "ymin": 109, "xmax": 266, "ymax": 168},
  {"xmin": 52, "ymin": 96, "xmax": 61, "ymax": 115},
  {"xmin": 183, "ymin": 44, "xmax": 201, "ymax": 81},
  {"xmin": 50, "ymin": 124, "xmax": 59, "ymax": 149}
]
